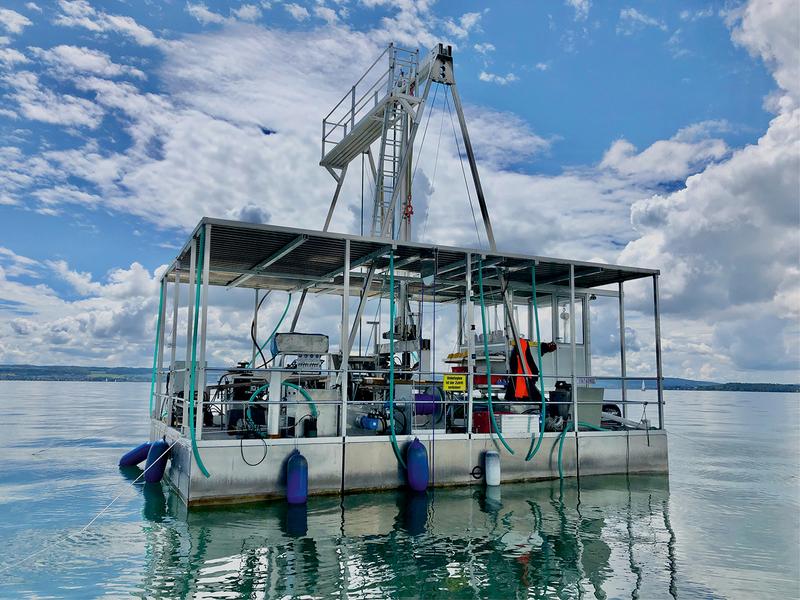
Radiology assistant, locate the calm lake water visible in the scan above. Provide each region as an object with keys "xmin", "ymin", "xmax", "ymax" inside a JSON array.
[{"xmin": 0, "ymin": 382, "xmax": 797, "ymax": 599}]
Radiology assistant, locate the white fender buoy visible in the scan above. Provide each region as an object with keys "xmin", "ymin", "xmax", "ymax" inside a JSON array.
[{"xmin": 485, "ymin": 450, "xmax": 501, "ymax": 486}]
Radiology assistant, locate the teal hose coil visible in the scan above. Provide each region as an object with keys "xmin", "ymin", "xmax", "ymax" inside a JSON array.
[
  {"xmin": 247, "ymin": 293, "xmax": 293, "ymax": 368},
  {"xmin": 557, "ymin": 421, "xmax": 608, "ymax": 479},
  {"xmin": 525, "ymin": 264, "xmax": 547, "ymax": 461},
  {"xmin": 388, "ymin": 251, "xmax": 407, "ymax": 468},
  {"xmin": 188, "ymin": 227, "xmax": 211, "ymax": 478},
  {"xmin": 148, "ymin": 279, "xmax": 165, "ymax": 417},
  {"xmin": 477, "ymin": 257, "xmax": 514, "ymax": 455}
]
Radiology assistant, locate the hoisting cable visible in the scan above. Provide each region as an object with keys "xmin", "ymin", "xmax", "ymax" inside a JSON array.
[
  {"xmin": 188, "ymin": 227, "xmax": 211, "ymax": 478},
  {"xmin": 526, "ymin": 263, "xmax": 547, "ymax": 461},
  {"xmin": 410, "ymin": 83, "xmax": 439, "ymax": 185},
  {"xmin": 148, "ymin": 279, "xmax": 165, "ymax": 417},
  {"xmin": 446, "ymin": 88, "xmax": 483, "ymax": 249},
  {"xmin": 477, "ymin": 257, "xmax": 514, "ymax": 454},
  {"xmin": 388, "ymin": 250, "xmax": 407, "ymax": 468},
  {"xmin": 421, "ymin": 89, "xmax": 447, "ymax": 241}
]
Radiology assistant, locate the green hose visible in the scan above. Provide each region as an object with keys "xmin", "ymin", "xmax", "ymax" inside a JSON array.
[
  {"xmin": 526, "ymin": 264, "xmax": 547, "ymax": 461},
  {"xmin": 247, "ymin": 293, "xmax": 292, "ymax": 368},
  {"xmin": 188, "ymin": 227, "xmax": 211, "ymax": 478},
  {"xmin": 148, "ymin": 279, "xmax": 165, "ymax": 417},
  {"xmin": 477, "ymin": 257, "xmax": 514, "ymax": 455},
  {"xmin": 388, "ymin": 251, "xmax": 407, "ymax": 468},
  {"xmin": 245, "ymin": 381, "xmax": 318, "ymax": 433},
  {"xmin": 557, "ymin": 420, "xmax": 608, "ymax": 479}
]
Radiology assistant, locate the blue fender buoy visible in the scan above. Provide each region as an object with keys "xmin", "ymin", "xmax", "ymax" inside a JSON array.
[
  {"xmin": 286, "ymin": 449, "xmax": 308, "ymax": 505},
  {"xmin": 119, "ymin": 442, "xmax": 151, "ymax": 467},
  {"xmin": 144, "ymin": 439, "xmax": 170, "ymax": 483},
  {"xmin": 406, "ymin": 438, "xmax": 429, "ymax": 492}
]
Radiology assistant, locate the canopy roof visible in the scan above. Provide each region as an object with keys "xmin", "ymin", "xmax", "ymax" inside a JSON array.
[{"xmin": 172, "ymin": 218, "xmax": 657, "ymax": 302}]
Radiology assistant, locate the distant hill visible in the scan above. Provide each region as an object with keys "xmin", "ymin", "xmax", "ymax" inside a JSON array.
[
  {"xmin": 0, "ymin": 364, "xmax": 797, "ymax": 392},
  {"xmin": 0, "ymin": 364, "xmax": 151, "ymax": 382}
]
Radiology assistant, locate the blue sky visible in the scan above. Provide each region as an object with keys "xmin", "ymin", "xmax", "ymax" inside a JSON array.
[{"xmin": 0, "ymin": 0, "xmax": 797, "ymax": 382}]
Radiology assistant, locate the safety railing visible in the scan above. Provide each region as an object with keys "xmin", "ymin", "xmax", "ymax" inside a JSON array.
[{"xmin": 321, "ymin": 44, "xmax": 418, "ymax": 159}]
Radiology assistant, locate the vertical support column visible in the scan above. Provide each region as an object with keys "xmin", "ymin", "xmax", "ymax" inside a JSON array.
[
  {"xmin": 527, "ymin": 299, "xmax": 533, "ymax": 340},
  {"xmin": 465, "ymin": 253, "xmax": 475, "ymax": 436},
  {"xmin": 618, "ymin": 281, "xmax": 628, "ymax": 419},
  {"xmin": 341, "ymin": 239, "xmax": 350, "ymax": 437},
  {"xmin": 154, "ymin": 276, "xmax": 168, "ymax": 419},
  {"xmin": 570, "ymin": 265, "xmax": 579, "ymax": 454},
  {"xmin": 252, "ymin": 289, "xmax": 259, "ymax": 365},
  {"xmin": 182, "ymin": 238, "xmax": 197, "ymax": 435},
  {"xmin": 653, "ymin": 274, "xmax": 665, "ymax": 429},
  {"xmin": 195, "ymin": 224, "xmax": 211, "ymax": 441},
  {"xmin": 168, "ymin": 271, "xmax": 179, "ymax": 423},
  {"xmin": 457, "ymin": 299, "xmax": 464, "ymax": 347}
]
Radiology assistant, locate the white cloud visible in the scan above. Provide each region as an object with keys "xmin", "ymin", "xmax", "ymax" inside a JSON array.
[
  {"xmin": 473, "ymin": 42, "xmax": 494, "ymax": 54},
  {"xmin": 680, "ymin": 8, "xmax": 714, "ymax": 22},
  {"xmin": 443, "ymin": 11, "xmax": 482, "ymax": 39},
  {"xmin": 465, "ymin": 106, "xmax": 552, "ymax": 167},
  {"xmin": 30, "ymin": 45, "xmax": 145, "ymax": 79},
  {"xmin": 25, "ymin": 3, "xmax": 42, "ymax": 13},
  {"xmin": 54, "ymin": 0, "xmax": 160, "ymax": 47},
  {"xmin": 534, "ymin": 62, "xmax": 549, "ymax": 71},
  {"xmin": 565, "ymin": 0, "xmax": 591, "ymax": 21},
  {"xmin": 284, "ymin": 3, "xmax": 309, "ymax": 21},
  {"xmin": 2, "ymin": 70, "xmax": 104, "ymax": 128},
  {"xmin": 186, "ymin": 3, "xmax": 227, "ymax": 25},
  {"xmin": 0, "ymin": 8, "xmax": 32, "ymax": 34},
  {"xmin": 0, "ymin": 47, "xmax": 28, "ymax": 66},
  {"xmin": 0, "ymin": 246, "xmax": 39, "ymax": 278},
  {"xmin": 313, "ymin": 6, "xmax": 338, "ymax": 25},
  {"xmin": 617, "ymin": 7, "xmax": 668, "ymax": 35},
  {"xmin": 478, "ymin": 70, "xmax": 518, "ymax": 85},
  {"xmin": 600, "ymin": 121, "xmax": 729, "ymax": 184},
  {"xmin": 233, "ymin": 4, "xmax": 262, "ymax": 21}
]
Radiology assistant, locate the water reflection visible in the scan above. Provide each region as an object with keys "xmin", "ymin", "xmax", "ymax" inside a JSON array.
[{"xmin": 135, "ymin": 474, "xmax": 677, "ymax": 598}]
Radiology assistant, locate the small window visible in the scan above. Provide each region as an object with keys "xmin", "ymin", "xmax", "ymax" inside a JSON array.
[{"xmin": 556, "ymin": 297, "xmax": 584, "ymax": 344}]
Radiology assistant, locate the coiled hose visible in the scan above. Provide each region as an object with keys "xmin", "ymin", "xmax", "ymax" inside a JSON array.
[
  {"xmin": 477, "ymin": 257, "xmax": 514, "ymax": 455},
  {"xmin": 245, "ymin": 381, "xmax": 319, "ymax": 433}
]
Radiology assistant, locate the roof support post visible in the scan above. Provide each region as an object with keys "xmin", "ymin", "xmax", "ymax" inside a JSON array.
[
  {"xmin": 570, "ymin": 264, "xmax": 579, "ymax": 475},
  {"xmin": 196, "ymin": 223, "xmax": 211, "ymax": 441},
  {"xmin": 653, "ymin": 274, "xmax": 665, "ymax": 429},
  {"xmin": 618, "ymin": 281, "xmax": 628, "ymax": 419},
  {"xmin": 341, "ymin": 239, "xmax": 350, "ymax": 439},
  {"xmin": 168, "ymin": 270, "xmax": 179, "ymax": 421},
  {"xmin": 465, "ymin": 253, "xmax": 475, "ymax": 437},
  {"xmin": 153, "ymin": 277, "xmax": 167, "ymax": 419},
  {"xmin": 182, "ymin": 238, "xmax": 196, "ymax": 435},
  {"xmin": 252, "ymin": 289, "xmax": 260, "ymax": 366}
]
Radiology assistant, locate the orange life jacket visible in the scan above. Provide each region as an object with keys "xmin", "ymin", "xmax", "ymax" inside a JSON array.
[{"xmin": 514, "ymin": 339, "xmax": 534, "ymax": 398}]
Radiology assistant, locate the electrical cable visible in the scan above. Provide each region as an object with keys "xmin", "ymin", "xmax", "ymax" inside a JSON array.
[
  {"xmin": 249, "ymin": 291, "xmax": 270, "ymax": 369},
  {"xmin": 247, "ymin": 292, "xmax": 292, "ymax": 369}
]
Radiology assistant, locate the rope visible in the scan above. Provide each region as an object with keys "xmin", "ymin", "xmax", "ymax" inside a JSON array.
[
  {"xmin": 0, "ymin": 438, "xmax": 179, "ymax": 574},
  {"xmin": 421, "ymin": 89, "xmax": 447, "ymax": 241}
]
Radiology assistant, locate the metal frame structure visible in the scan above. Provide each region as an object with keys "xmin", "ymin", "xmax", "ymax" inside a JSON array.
[{"xmin": 145, "ymin": 42, "xmax": 669, "ymax": 506}]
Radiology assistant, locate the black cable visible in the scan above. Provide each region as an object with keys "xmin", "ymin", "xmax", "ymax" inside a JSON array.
[
  {"xmin": 240, "ymin": 435, "xmax": 268, "ymax": 466},
  {"xmin": 249, "ymin": 292, "xmax": 270, "ymax": 368}
]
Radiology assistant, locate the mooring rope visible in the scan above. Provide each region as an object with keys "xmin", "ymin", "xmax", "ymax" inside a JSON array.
[{"xmin": 0, "ymin": 438, "xmax": 179, "ymax": 574}]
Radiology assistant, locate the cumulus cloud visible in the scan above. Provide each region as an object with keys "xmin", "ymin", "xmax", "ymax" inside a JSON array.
[
  {"xmin": 54, "ymin": 0, "xmax": 160, "ymax": 46},
  {"xmin": 565, "ymin": 0, "xmax": 591, "ymax": 21},
  {"xmin": 473, "ymin": 42, "xmax": 494, "ymax": 54},
  {"xmin": 284, "ymin": 3, "xmax": 309, "ymax": 21},
  {"xmin": 478, "ymin": 70, "xmax": 518, "ymax": 85},
  {"xmin": 0, "ymin": 8, "xmax": 32, "ymax": 34},
  {"xmin": 616, "ymin": 7, "xmax": 668, "ymax": 35},
  {"xmin": 443, "ymin": 11, "xmax": 482, "ymax": 39},
  {"xmin": 30, "ymin": 45, "xmax": 146, "ymax": 79}
]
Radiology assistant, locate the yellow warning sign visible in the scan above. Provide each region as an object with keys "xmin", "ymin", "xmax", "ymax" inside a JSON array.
[{"xmin": 443, "ymin": 374, "xmax": 467, "ymax": 392}]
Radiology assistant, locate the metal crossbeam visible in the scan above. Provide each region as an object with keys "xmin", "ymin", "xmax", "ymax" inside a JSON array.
[{"xmin": 226, "ymin": 235, "xmax": 307, "ymax": 288}]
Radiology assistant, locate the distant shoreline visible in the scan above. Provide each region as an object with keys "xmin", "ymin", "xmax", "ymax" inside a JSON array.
[{"xmin": 0, "ymin": 365, "xmax": 797, "ymax": 392}]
